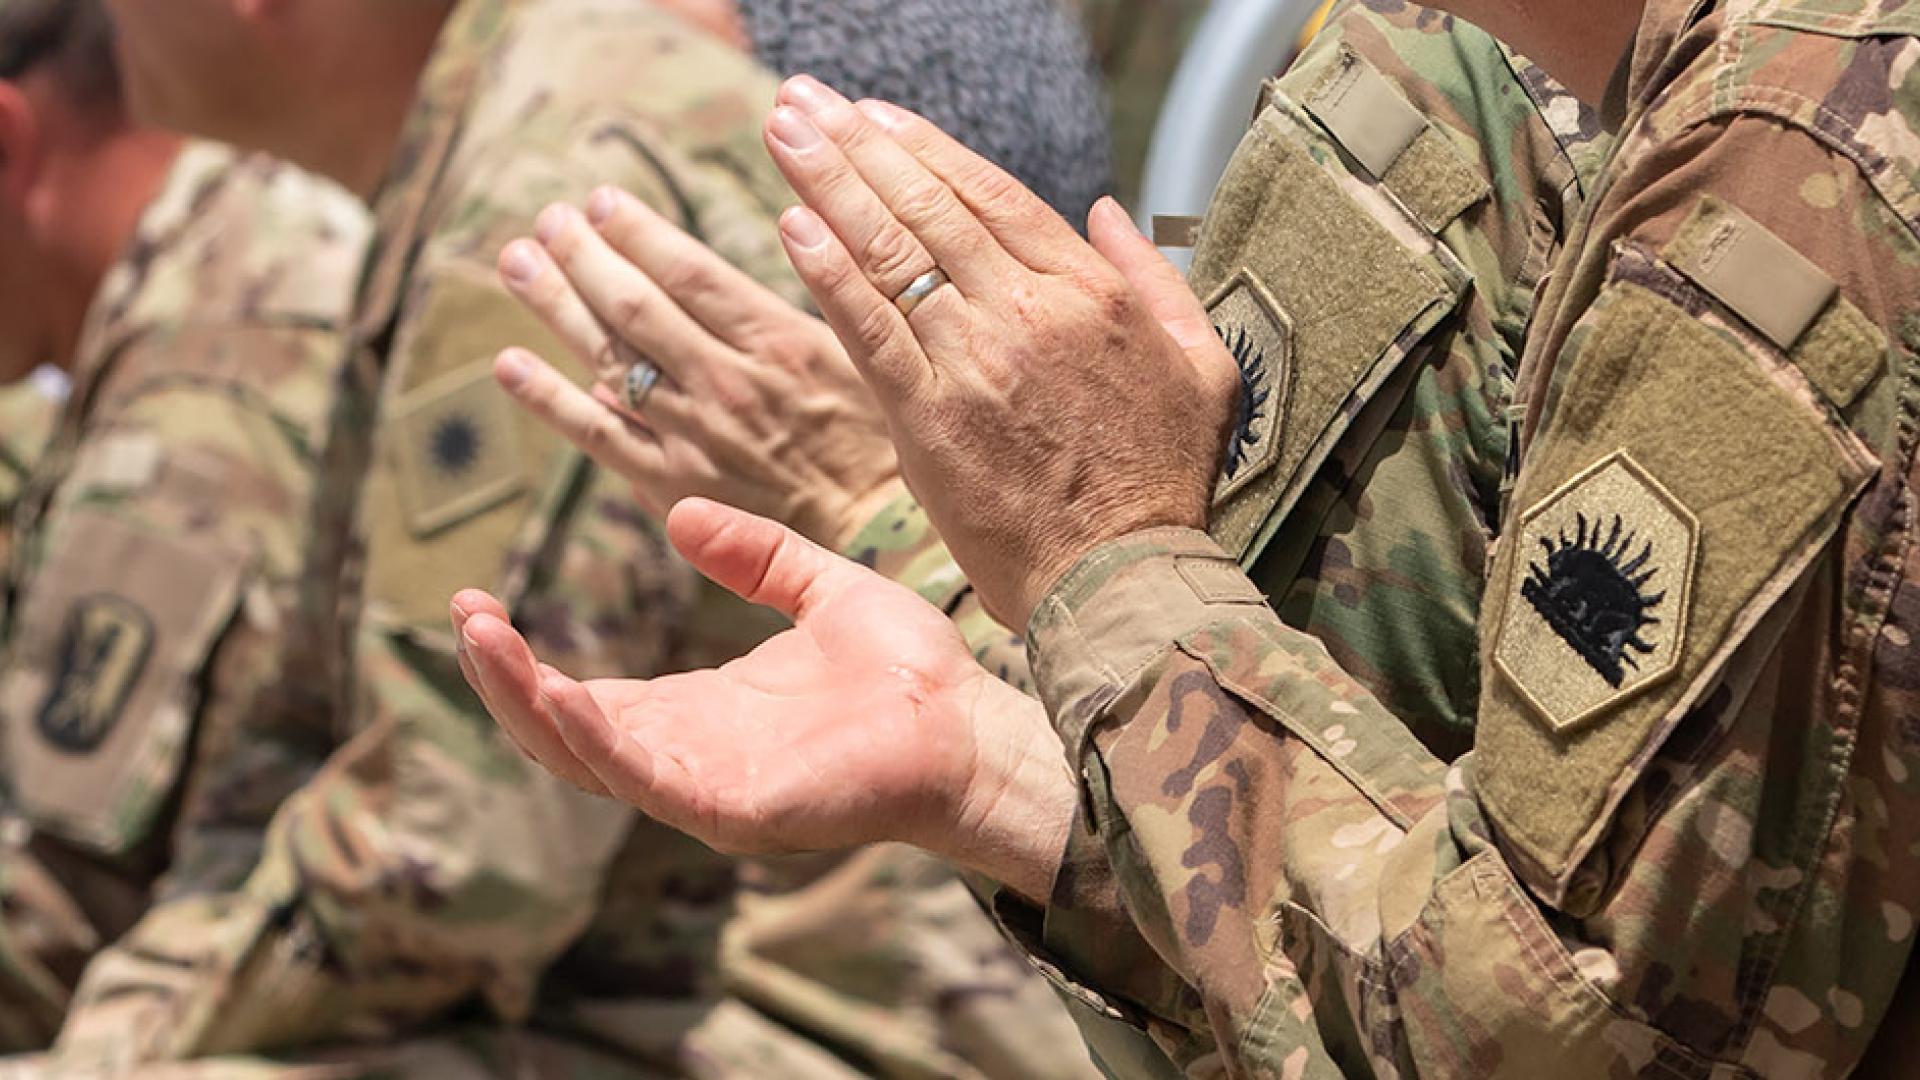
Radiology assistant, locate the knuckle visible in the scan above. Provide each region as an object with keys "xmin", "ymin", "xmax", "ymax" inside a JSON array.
[
  {"xmin": 859, "ymin": 226, "xmax": 927, "ymax": 287},
  {"xmin": 890, "ymin": 181, "xmax": 950, "ymax": 228},
  {"xmin": 965, "ymin": 164, "xmax": 1027, "ymax": 215},
  {"xmin": 609, "ymin": 289, "xmax": 657, "ymax": 337},
  {"xmin": 657, "ymin": 256, "xmax": 718, "ymax": 304},
  {"xmin": 852, "ymin": 301, "xmax": 901, "ymax": 354}
]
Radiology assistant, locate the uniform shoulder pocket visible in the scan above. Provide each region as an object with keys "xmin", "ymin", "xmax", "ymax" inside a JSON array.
[
  {"xmin": 1477, "ymin": 202, "xmax": 1883, "ymax": 905},
  {"xmin": 2, "ymin": 509, "xmax": 246, "ymax": 854},
  {"xmin": 1193, "ymin": 48, "xmax": 1485, "ymax": 562}
]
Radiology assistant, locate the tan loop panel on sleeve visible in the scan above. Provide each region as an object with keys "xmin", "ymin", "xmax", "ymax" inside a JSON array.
[
  {"xmin": 1189, "ymin": 95, "xmax": 1465, "ymax": 564},
  {"xmin": 1, "ymin": 511, "xmax": 245, "ymax": 855},
  {"xmin": 1151, "ymin": 215, "xmax": 1204, "ymax": 250},
  {"xmin": 1302, "ymin": 47, "xmax": 1491, "ymax": 233},
  {"xmin": 1302, "ymin": 49, "xmax": 1426, "ymax": 180},
  {"xmin": 1476, "ymin": 278, "xmax": 1874, "ymax": 902},
  {"xmin": 1665, "ymin": 196, "xmax": 1886, "ymax": 409}
]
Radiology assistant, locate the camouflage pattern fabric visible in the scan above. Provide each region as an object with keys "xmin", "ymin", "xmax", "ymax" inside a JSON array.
[
  {"xmin": 48, "ymin": 2, "xmax": 1095, "ymax": 1076},
  {"xmin": 1006, "ymin": 0, "xmax": 1920, "ymax": 1074},
  {"xmin": 0, "ymin": 142, "xmax": 370, "ymax": 1054},
  {"xmin": 847, "ymin": 3, "xmax": 1608, "ymax": 1070}
]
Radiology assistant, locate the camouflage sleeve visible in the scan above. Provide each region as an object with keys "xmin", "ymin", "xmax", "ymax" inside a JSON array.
[{"xmin": 1009, "ymin": 20, "xmax": 1920, "ymax": 1075}]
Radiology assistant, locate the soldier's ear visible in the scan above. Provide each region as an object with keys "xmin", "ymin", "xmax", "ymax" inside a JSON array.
[{"xmin": 0, "ymin": 81, "xmax": 43, "ymax": 210}]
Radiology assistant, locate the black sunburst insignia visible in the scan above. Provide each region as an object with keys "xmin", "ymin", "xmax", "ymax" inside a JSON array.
[
  {"xmin": 1217, "ymin": 324, "xmax": 1270, "ymax": 480},
  {"xmin": 1521, "ymin": 512, "xmax": 1665, "ymax": 688},
  {"xmin": 430, "ymin": 413, "xmax": 482, "ymax": 478}
]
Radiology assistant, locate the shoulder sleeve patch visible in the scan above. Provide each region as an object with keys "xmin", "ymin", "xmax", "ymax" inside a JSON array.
[
  {"xmin": 387, "ymin": 363, "xmax": 526, "ymax": 537},
  {"xmin": 2, "ymin": 510, "xmax": 246, "ymax": 854},
  {"xmin": 1493, "ymin": 451, "xmax": 1698, "ymax": 733}
]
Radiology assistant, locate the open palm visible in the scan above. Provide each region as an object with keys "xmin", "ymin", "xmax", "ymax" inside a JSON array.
[{"xmin": 453, "ymin": 499, "xmax": 1053, "ymax": 860}]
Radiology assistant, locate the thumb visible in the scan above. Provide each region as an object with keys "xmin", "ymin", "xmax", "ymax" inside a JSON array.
[
  {"xmin": 1087, "ymin": 197, "xmax": 1238, "ymax": 401},
  {"xmin": 667, "ymin": 498, "xmax": 864, "ymax": 622}
]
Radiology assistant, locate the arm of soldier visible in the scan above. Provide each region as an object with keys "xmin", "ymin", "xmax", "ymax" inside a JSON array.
[
  {"xmin": 56, "ymin": 570, "xmax": 645, "ymax": 1062},
  {"xmin": 1011, "ymin": 111, "xmax": 1920, "ymax": 1072},
  {"xmin": 758, "ymin": 58, "xmax": 1920, "ymax": 1073},
  {"xmin": 35, "ymin": 345, "xmax": 355, "ymax": 1061}
]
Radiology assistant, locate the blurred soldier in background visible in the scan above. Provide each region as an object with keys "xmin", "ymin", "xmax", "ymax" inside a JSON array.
[
  {"xmin": 41, "ymin": 0, "xmax": 1108, "ymax": 1076},
  {"xmin": 0, "ymin": 0, "xmax": 371, "ymax": 1055}
]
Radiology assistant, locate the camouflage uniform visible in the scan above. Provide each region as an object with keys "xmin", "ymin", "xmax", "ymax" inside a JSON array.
[
  {"xmin": 0, "ymin": 142, "xmax": 370, "ymax": 1054},
  {"xmin": 52, "ymin": 2, "xmax": 1094, "ymax": 1076},
  {"xmin": 991, "ymin": 0, "xmax": 1920, "ymax": 1074},
  {"xmin": 845, "ymin": 2, "xmax": 1608, "ymax": 1071}
]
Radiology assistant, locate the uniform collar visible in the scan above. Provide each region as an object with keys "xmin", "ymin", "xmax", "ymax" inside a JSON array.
[{"xmin": 1607, "ymin": 0, "xmax": 1717, "ymax": 132}]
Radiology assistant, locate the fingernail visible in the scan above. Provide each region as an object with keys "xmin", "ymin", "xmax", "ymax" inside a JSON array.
[
  {"xmin": 768, "ymin": 106, "xmax": 822, "ymax": 151},
  {"xmin": 587, "ymin": 187, "xmax": 617, "ymax": 225},
  {"xmin": 535, "ymin": 203, "xmax": 571, "ymax": 245},
  {"xmin": 462, "ymin": 625, "xmax": 482, "ymax": 651},
  {"xmin": 780, "ymin": 206, "xmax": 828, "ymax": 251},
  {"xmin": 450, "ymin": 598, "xmax": 470, "ymax": 622},
  {"xmin": 501, "ymin": 242, "xmax": 541, "ymax": 287},
  {"xmin": 496, "ymin": 349, "xmax": 531, "ymax": 390},
  {"xmin": 1098, "ymin": 195, "xmax": 1140, "ymax": 233},
  {"xmin": 784, "ymin": 74, "xmax": 837, "ymax": 114}
]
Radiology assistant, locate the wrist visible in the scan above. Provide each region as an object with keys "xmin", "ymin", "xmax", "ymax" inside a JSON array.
[{"xmin": 937, "ymin": 671, "xmax": 1075, "ymax": 905}]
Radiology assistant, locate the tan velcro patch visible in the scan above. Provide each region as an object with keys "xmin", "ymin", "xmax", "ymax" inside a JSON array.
[
  {"xmin": 1493, "ymin": 452, "xmax": 1698, "ymax": 734},
  {"xmin": 1151, "ymin": 215, "xmax": 1203, "ymax": 250},
  {"xmin": 388, "ymin": 363, "xmax": 527, "ymax": 537},
  {"xmin": 1666, "ymin": 196, "xmax": 1835, "ymax": 352},
  {"xmin": 1302, "ymin": 49, "xmax": 1426, "ymax": 179}
]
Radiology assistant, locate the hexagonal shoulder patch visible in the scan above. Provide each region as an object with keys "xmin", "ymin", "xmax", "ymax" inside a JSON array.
[
  {"xmin": 1494, "ymin": 451, "xmax": 1698, "ymax": 734},
  {"xmin": 1207, "ymin": 269, "xmax": 1293, "ymax": 504}
]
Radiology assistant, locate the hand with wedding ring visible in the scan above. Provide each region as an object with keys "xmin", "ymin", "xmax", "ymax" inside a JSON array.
[
  {"xmin": 760, "ymin": 75, "xmax": 1242, "ymax": 628},
  {"xmin": 495, "ymin": 186, "xmax": 905, "ymax": 551}
]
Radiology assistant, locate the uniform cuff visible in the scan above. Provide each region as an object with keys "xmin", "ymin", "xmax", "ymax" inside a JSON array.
[{"xmin": 1027, "ymin": 529, "xmax": 1269, "ymax": 757}]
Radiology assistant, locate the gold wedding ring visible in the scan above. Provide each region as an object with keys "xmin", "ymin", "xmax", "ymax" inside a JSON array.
[{"xmin": 893, "ymin": 268, "xmax": 949, "ymax": 317}]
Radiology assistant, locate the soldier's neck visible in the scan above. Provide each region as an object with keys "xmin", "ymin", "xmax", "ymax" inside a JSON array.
[
  {"xmin": 271, "ymin": 4, "xmax": 455, "ymax": 199},
  {"xmin": 40, "ymin": 124, "xmax": 182, "ymax": 375},
  {"xmin": 1445, "ymin": 0, "xmax": 1647, "ymax": 106}
]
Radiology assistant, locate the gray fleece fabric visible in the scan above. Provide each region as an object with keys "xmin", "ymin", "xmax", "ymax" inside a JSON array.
[{"xmin": 739, "ymin": 0, "xmax": 1114, "ymax": 226}]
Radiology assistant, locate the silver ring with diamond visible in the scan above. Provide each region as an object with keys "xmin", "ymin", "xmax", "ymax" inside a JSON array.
[
  {"xmin": 893, "ymin": 268, "xmax": 950, "ymax": 317},
  {"xmin": 624, "ymin": 360, "xmax": 662, "ymax": 412}
]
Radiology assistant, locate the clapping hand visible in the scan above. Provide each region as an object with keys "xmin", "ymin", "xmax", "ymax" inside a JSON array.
[
  {"xmin": 761, "ymin": 76, "xmax": 1240, "ymax": 627},
  {"xmin": 452, "ymin": 499, "xmax": 1074, "ymax": 900},
  {"xmin": 495, "ymin": 186, "xmax": 903, "ymax": 550}
]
